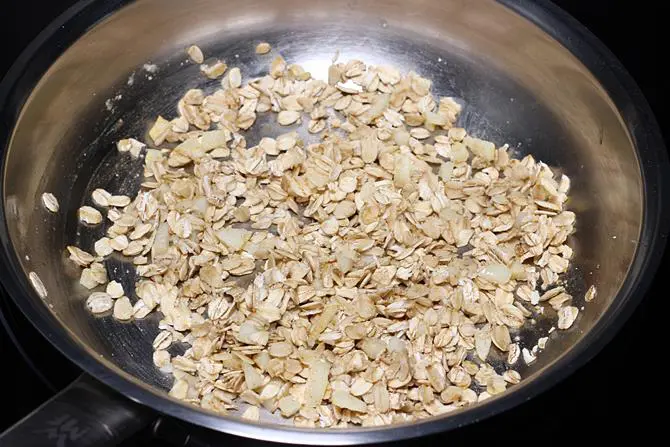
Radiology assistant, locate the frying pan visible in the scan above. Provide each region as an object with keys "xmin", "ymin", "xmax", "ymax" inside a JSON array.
[{"xmin": 1, "ymin": 0, "xmax": 668, "ymax": 445}]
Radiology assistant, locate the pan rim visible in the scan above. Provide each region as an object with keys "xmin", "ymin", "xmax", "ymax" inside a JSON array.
[{"xmin": 1, "ymin": 0, "xmax": 669, "ymax": 444}]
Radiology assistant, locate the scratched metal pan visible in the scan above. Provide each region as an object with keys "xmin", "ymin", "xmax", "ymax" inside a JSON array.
[{"xmin": 0, "ymin": 0, "xmax": 668, "ymax": 445}]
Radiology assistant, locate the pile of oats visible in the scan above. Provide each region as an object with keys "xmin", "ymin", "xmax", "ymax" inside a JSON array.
[{"xmin": 63, "ymin": 45, "xmax": 592, "ymax": 427}]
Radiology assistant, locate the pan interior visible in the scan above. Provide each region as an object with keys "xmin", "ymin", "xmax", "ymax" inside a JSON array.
[{"xmin": 2, "ymin": 0, "xmax": 642, "ymax": 432}]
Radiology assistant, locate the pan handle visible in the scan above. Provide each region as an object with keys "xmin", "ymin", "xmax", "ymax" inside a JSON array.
[{"xmin": 0, "ymin": 373, "xmax": 153, "ymax": 446}]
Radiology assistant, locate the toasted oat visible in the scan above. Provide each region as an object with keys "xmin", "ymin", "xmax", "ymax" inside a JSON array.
[
  {"xmin": 106, "ymin": 281, "xmax": 124, "ymax": 299},
  {"xmin": 255, "ymin": 42, "xmax": 271, "ymax": 54},
  {"xmin": 152, "ymin": 331, "xmax": 173, "ymax": 351},
  {"xmin": 278, "ymin": 396, "xmax": 300, "ymax": 417},
  {"xmin": 86, "ymin": 292, "xmax": 113, "ymax": 314},
  {"xmin": 92, "ymin": 188, "xmax": 112, "ymax": 207},
  {"xmin": 78, "ymin": 206, "xmax": 102, "ymax": 225},
  {"xmin": 29, "ymin": 272, "xmax": 48, "ymax": 299},
  {"xmin": 94, "ymin": 237, "xmax": 114, "ymax": 257},
  {"xmin": 557, "ymin": 306, "xmax": 579, "ymax": 330},
  {"xmin": 109, "ymin": 235, "xmax": 129, "ymax": 251},
  {"xmin": 149, "ymin": 116, "xmax": 170, "ymax": 145},
  {"xmin": 79, "ymin": 263, "xmax": 107, "ymax": 290},
  {"xmin": 507, "ymin": 343, "xmax": 520, "ymax": 365},
  {"xmin": 502, "ymin": 370, "xmax": 521, "ymax": 384},
  {"xmin": 113, "ymin": 296, "xmax": 133, "ymax": 320},
  {"xmin": 108, "ymin": 195, "xmax": 131, "ymax": 207},
  {"xmin": 200, "ymin": 60, "xmax": 227, "ymax": 79},
  {"xmin": 41, "ymin": 193, "xmax": 59, "ymax": 213},
  {"xmin": 241, "ymin": 406, "xmax": 260, "ymax": 421},
  {"xmin": 585, "ymin": 285, "xmax": 597, "ymax": 302},
  {"xmin": 117, "ymin": 138, "xmax": 145, "ymax": 157},
  {"xmin": 187, "ymin": 45, "xmax": 204, "ymax": 64},
  {"xmin": 67, "ymin": 246, "xmax": 94, "ymax": 267},
  {"xmin": 277, "ymin": 110, "xmax": 300, "ymax": 126},
  {"xmin": 153, "ymin": 350, "xmax": 171, "ymax": 369},
  {"xmin": 228, "ymin": 67, "xmax": 242, "ymax": 89}
]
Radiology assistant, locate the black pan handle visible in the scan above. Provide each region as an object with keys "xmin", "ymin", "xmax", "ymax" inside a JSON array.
[{"xmin": 0, "ymin": 373, "xmax": 153, "ymax": 446}]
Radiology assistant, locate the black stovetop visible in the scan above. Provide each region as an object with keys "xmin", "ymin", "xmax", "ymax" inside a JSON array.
[{"xmin": 1, "ymin": 0, "xmax": 665, "ymax": 444}]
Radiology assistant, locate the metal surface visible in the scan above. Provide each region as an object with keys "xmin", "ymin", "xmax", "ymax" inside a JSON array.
[{"xmin": 0, "ymin": 0, "xmax": 668, "ymax": 444}]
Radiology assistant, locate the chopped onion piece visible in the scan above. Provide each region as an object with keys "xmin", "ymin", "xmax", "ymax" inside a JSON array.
[{"xmin": 479, "ymin": 264, "xmax": 511, "ymax": 284}]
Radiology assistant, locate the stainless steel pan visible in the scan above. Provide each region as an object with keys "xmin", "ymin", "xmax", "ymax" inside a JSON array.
[{"xmin": 1, "ymin": 0, "xmax": 668, "ymax": 445}]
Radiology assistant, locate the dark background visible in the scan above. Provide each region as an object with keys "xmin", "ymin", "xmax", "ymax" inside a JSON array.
[{"xmin": 0, "ymin": 0, "xmax": 665, "ymax": 444}]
